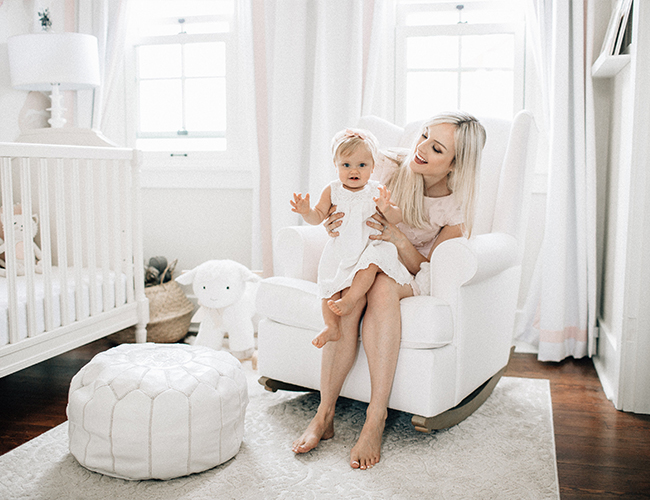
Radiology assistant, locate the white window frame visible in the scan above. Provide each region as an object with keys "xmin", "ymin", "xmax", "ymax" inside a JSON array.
[
  {"xmin": 125, "ymin": 12, "xmax": 246, "ymax": 187},
  {"xmin": 135, "ymin": 32, "xmax": 228, "ymax": 143},
  {"xmin": 394, "ymin": 2, "xmax": 525, "ymax": 125}
]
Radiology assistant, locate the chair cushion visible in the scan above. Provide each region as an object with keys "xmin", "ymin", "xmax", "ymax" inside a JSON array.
[
  {"xmin": 398, "ymin": 295, "xmax": 454, "ymax": 349},
  {"xmin": 256, "ymin": 277, "xmax": 453, "ymax": 349},
  {"xmin": 256, "ymin": 277, "xmax": 324, "ymax": 331}
]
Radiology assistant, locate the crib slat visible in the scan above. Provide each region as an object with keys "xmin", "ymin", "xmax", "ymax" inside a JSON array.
[
  {"xmin": 123, "ymin": 159, "xmax": 135, "ymax": 304},
  {"xmin": 38, "ymin": 159, "xmax": 55, "ymax": 332},
  {"xmin": 112, "ymin": 159, "xmax": 125, "ymax": 308},
  {"xmin": 1, "ymin": 158, "xmax": 19, "ymax": 344},
  {"xmin": 54, "ymin": 158, "xmax": 71, "ymax": 326},
  {"xmin": 84, "ymin": 161, "xmax": 98, "ymax": 316},
  {"xmin": 97, "ymin": 162, "xmax": 111, "ymax": 312},
  {"xmin": 19, "ymin": 158, "xmax": 38, "ymax": 338},
  {"xmin": 70, "ymin": 159, "xmax": 85, "ymax": 321}
]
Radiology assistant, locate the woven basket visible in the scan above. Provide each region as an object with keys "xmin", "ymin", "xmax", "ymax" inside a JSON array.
[{"xmin": 109, "ymin": 261, "xmax": 194, "ymax": 344}]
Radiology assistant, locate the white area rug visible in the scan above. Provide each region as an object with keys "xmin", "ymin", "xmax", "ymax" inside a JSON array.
[{"xmin": 0, "ymin": 374, "xmax": 559, "ymax": 499}]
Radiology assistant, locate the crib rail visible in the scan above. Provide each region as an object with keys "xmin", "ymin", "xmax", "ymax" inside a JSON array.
[{"xmin": 0, "ymin": 142, "xmax": 148, "ymax": 375}]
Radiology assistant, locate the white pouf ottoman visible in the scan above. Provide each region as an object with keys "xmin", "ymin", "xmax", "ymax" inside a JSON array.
[{"xmin": 67, "ymin": 343, "xmax": 248, "ymax": 480}]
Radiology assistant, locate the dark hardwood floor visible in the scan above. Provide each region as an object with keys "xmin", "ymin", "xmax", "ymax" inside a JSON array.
[
  {"xmin": 1, "ymin": 339, "xmax": 649, "ymax": 499},
  {"xmin": 505, "ymin": 353, "xmax": 650, "ymax": 499}
]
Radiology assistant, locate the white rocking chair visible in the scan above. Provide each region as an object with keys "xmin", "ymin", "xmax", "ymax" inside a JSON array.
[{"xmin": 255, "ymin": 111, "xmax": 536, "ymax": 432}]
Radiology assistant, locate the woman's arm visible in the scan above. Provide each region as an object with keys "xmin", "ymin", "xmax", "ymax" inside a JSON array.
[{"xmin": 368, "ymin": 215, "xmax": 465, "ymax": 275}]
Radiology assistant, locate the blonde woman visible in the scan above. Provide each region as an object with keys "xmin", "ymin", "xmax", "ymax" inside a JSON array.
[{"xmin": 291, "ymin": 111, "xmax": 487, "ymax": 470}]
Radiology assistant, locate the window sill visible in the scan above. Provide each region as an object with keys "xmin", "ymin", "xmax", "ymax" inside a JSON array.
[
  {"xmin": 140, "ymin": 168, "xmax": 253, "ymax": 189},
  {"xmin": 592, "ymin": 53, "xmax": 631, "ymax": 79}
]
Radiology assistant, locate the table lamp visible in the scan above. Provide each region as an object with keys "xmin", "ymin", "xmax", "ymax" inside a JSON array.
[{"xmin": 8, "ymin": 32, "xmax": 101, "ymax": 129}]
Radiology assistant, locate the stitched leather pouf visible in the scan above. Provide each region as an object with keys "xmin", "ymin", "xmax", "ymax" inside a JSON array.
[{"xmin": 67, "ymin": 343, "xmax": 248, "ymax": 480}]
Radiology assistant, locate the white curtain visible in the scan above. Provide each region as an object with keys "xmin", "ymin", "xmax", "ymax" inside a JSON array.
[
  {"xmin": 75, "ymin": 0, "xmax": 130, "ymax": 133},
  {"xmin": 250, "ymin": 0, "xmax": 391, "ymax": 275},
  {"xmin": 517, "ymin": 0, "xmax": 598, "ymax": 361},
  {"xmin": 92, "ymin": 0, "xmax": 130, "ymax": 132}
]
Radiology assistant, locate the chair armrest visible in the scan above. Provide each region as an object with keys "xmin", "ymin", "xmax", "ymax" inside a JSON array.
[
  {"xmin": 273, "ymin": 225, "xmax": 329, "ymax": 282},
  {"xmin": 430, "ymin": 233, "xmax": 521, "ymax": 401},
  {"xmin": 429, "ymin": 233, "xmax": 519, "ymax": 301}
]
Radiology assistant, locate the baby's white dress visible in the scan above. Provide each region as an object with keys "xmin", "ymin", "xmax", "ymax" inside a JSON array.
[{"xmin": 317, "ymin": 179, "xmax": 412, "ymax": 299}]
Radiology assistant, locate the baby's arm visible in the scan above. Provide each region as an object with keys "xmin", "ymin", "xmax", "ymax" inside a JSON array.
[
  {"xmin": 291, "ymin": 185, "xmax": 333, "ymax": 225},
  {"xmin": 374, "ymin": 185, "xmax": 402, "ymax": 225}
]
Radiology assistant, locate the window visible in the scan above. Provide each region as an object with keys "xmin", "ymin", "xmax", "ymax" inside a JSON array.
[
  {"xmin": 395, "ymin": 1, "xmax": 525, "ymax": 124},
  {"xmin": 128, "ymin": 0, "xmax": 234, "ymax": 164}
]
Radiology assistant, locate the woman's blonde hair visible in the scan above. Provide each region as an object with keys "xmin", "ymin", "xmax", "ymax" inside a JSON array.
[{"xmin": 385, "ymin": 111, "xmax": 486, "ymax": 237}]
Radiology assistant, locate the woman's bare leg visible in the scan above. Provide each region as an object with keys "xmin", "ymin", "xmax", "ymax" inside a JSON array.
[
  {"xmin": 328, "ymin": 265, "xmax": 379, "ymax": 317},
  {"xmin": 350, "ymin": 274, "xmax": 413, "ymax": 469},
  {"xmin": 292, "ymin": 291, "xmax": 366, "ymax": 454},
  {"xmin": 313, "ymin": 293, "xmax": 342, "ymax": 348}
]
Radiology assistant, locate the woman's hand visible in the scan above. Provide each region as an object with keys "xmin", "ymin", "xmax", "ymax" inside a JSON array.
[
  {"xmin": 367, "ymin": 211, "xmax": 402, "ymax": 245},
  {"xmin": 323, "ymin": 204, "xmax": 344, "ymax": 237},
  {"xmin": 369, "ymin": 212, "xmax": 427, "ymax": 275}
]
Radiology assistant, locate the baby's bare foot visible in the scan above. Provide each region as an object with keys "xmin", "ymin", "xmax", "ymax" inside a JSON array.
[
  {"xmin": 328, "ymin": 297, "xmax": 355, "ymax": 316},
  {"xmin": 292, "ymin": 413, "xmax": 334, "ymax": 454},
  {"xmin": 312, "ymin": 324, "xmax": 341, "ymax": 348},
  {"xmin": 350, "ymin": 409, "xmax": 386, "ymax": 470}
]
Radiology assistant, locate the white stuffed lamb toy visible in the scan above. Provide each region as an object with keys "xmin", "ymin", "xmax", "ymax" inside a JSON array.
[{"xmin": 176, "ymin": 259, "xmax": 261, "ymax": 359}]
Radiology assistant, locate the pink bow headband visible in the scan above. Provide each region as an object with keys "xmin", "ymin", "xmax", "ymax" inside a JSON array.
[{"xmin": 344, "ymin": 129, "xmax": 367, "ymax": 141}]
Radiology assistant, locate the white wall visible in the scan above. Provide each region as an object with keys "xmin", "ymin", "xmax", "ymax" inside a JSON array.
[
  {"xmin": 0, "ymin": 1, "xmax": 38, "ymax": 142},
  {"xmin": 596, "ymin": 62, "xmax": 631, "ymax": 400},
  {"xmin": 141, "ymin": 188, "xmax": 252, "ymax": 274},
  {"xmin": 594, "ymin": 0, "xmax": 650, "ymax": 414}
]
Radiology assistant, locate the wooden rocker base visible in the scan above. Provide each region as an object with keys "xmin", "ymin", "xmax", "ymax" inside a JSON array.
[
  {"xmin": 258, "ymin": 376, "xmax": 314, "ymax": 393},
  {"xmin": 411, "ymin": 364, "xmax": 508, "ymax": 433},
  {"xmin": 258, "ymin": 360, "xmax": 509, "ymax": 433}
]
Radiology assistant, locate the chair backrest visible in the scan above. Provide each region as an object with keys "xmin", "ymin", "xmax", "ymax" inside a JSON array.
[
  {"xmin": 357, "ymin": 111, "xmax": 535, "ymax": 242},
  {"xmin": 473, "ymin": 116, "xmax": 513, "ymax": 236}
]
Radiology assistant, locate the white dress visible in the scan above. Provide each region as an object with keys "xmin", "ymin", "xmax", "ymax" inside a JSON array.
[{"xmin": 317, "ymin": 179, "xmax": 412, "ymax": 299}]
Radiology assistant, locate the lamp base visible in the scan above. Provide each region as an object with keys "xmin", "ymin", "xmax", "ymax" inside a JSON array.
[
  {"xmin": 47, "ymin": 84, "xmax": 66, "ymax": 128},
  {"xmin": 15, "ymin": 127, "xmax": 118, "ymax": 147}
]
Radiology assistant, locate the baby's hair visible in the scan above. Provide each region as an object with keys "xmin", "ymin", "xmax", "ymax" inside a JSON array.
[
  {"xmin": 386, "ymin": 111, "xmax": 486, "ymax": 237},
  {"xmin": 331, "ymin": 128, "xmax": 379, "ymax": 165}
]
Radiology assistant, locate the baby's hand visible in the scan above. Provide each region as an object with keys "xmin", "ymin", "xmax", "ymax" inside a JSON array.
[
  {"xmin": 290, "ymin": 193, "xmax": 311, "ymax": 215},
  {"xmin": 373, "ymin": 185, "xmax": 392, "ymax": 214}
]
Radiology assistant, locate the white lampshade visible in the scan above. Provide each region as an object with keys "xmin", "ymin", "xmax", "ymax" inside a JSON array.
[
  {"xmin": 8, "ymin": 33, "xmax": 101, "ymax": 128},
  {"xmin": 8, "ymin": 33, "xmax": 101, "ymax": 90}
]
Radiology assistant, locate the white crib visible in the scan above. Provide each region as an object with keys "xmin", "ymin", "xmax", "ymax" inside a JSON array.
[{"xmin": 0, "ymin": 142, "xmax": 148, "ymax": 378}]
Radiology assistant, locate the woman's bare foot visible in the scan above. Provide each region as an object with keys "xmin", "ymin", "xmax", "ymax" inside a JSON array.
[
  {"xmin": 350, "ymin": 408, "xmax": 386, "ymax": 470},
  {"xmin": 292, "ymin": 412, "xmax": 335, "ymax": 454},
  {"xmin": 312, "ymin": 323, "xmax": 341, "ymax": 348},
  {"xmin": 328, "ymin": 297, "xmax": 356, "ymax": 316}
]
